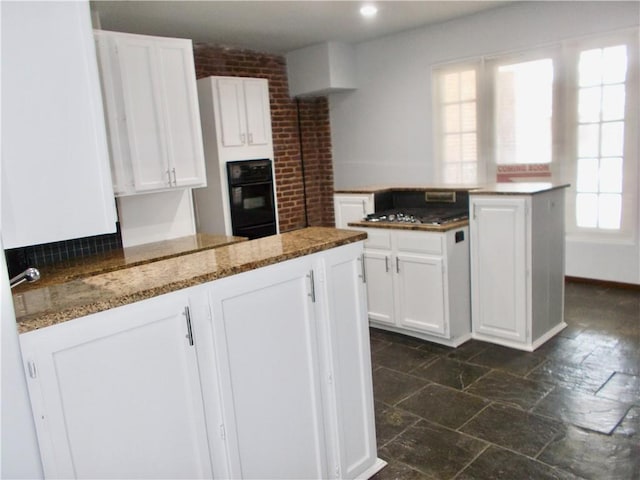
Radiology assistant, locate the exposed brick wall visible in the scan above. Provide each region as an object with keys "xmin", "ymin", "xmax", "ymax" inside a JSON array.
[{"xmin": 193, "ymin": 44, "xmax": 335, "ymax": 232}]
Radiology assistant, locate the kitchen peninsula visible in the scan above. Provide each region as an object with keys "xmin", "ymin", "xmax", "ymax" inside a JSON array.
[
  {"xmin": 15, "ymin": 227, "xmax": 385, "ymax": 479},
  {"xmin": 335, "ymin": 182, "xmax": 569, "ymax": 352}
]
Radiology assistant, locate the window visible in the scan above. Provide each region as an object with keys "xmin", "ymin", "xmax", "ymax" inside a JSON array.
[
  {"xmin": 432, "ymin": 30, "xmax": 638, "ymax": 238},
  {"xmin": 575, "ymin": 45, "xmax": 627, "ymax": 230},
  {"xmin": 433, "ymin": 66, "xmax": 479, "ymax": 184},
  {"xmin": 494, "ymin": 58, "xmax": 554, "ymax": 165}
]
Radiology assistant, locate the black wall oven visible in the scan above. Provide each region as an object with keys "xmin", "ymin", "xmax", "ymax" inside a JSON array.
[{"xmin": 227, "ymin": 159, "xmax": 277, "ymax": 239}]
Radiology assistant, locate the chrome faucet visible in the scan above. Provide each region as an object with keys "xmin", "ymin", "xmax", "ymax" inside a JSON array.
[{"xmin": 10, "ymin": 267, "xmax": 40, "ymax": 289}]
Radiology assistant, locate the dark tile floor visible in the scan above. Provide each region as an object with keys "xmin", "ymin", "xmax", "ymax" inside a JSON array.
[{"xmin": 370, "ymin": 281, "xmax": 639, "ymax": 480}]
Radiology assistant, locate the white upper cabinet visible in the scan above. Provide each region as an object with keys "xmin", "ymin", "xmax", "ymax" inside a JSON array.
[
  {"xmin": 1, "ymin": 1, "xmax": 117, "ymax": 248},
  {"xmin": 201, "ymin": 76, "xmax": 273, "ymax": 161},
  {"xmin": 95, "ymin": 30, "xmax": 206, "ymax": 195}
]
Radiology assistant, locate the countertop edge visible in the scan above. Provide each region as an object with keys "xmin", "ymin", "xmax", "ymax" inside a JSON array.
[
  {"xmin": 347, "ymin": 220, "xmax": 469, "ymax": 232},
  {"xmin": 16, "ymin": 228, "xmax": 366, "ymax": 334}
]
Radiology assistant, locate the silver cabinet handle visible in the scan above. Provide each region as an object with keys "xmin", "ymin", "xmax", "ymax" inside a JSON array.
[
  {"xmin": 171, "ymin": 167, "xmax": 177, "ymax": 186},
  {"xmin": 360, "ymin": 254, "xmax": 367, "ymax": 283},
  {"xmin": 396, "ymin": 257, "xmax": 400, "ymax": 273},
  {"xmin": 183, "ymin": 306, "xmax": 194, "ymax": 346},
  {"xmin": 385, "ymin": 256, "xmax": 389, "ymax": 273},
  {"xmin": 307, "ymin": 270, "xmax": 316, "ymax": 303},
  {"xmin": 166, "ymin": 169, "xmax": 172, "ymax": 186}
]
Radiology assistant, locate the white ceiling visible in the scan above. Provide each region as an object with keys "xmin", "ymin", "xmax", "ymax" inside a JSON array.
[{"xmin": 90, "ymin": 1, "xmax": 507, "ymax": 54}]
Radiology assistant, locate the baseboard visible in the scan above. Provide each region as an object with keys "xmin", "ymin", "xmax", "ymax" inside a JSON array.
[{"xmin": 565, "ymin": 276, "xmax": 640, "ymax": 291}]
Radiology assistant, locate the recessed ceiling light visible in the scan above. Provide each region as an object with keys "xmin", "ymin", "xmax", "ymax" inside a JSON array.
[{"xmin": 360, "ymin": 5, "xmax": 378, "ymax": 17}]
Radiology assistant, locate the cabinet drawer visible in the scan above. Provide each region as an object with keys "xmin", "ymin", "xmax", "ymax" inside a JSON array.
[
  {"xmin": 363, "ymin": 229, "xmax": 392, "ymax": 250},
  {"xmin": 396, "ymin": 231, "xmax": 442, "ymax": 255}
]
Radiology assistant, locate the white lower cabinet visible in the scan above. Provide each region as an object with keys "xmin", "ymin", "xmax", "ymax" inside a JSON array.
[
  {"xmin": 334, "ymin": 194, "xmax": 375, "ymax": 229},
  {"xmin": 361, "ymin": 227, "xmax": 471, "ymax": 347},
  {"xmin": 19, "ymin": 289, "xmax": 214, "ymax": 479},
  {"xmin": 204, "ymin": 256, "xmax": 329, "ymax": 479},
  {"xmin": 469, "ymin": 189, "xmax": 567, "ymax": 351},
  {"xmin": 201, "ymin": 242, "xmax": 382, "ymax": 479},
  {"xmin": 20, "ymin": 243, "xmax": 382, "ymax": 479}
]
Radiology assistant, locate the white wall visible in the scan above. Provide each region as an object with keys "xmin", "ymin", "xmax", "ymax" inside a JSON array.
[{"xmin": 329, "ymin": 1, "xmax": 640, "ymax": 284}]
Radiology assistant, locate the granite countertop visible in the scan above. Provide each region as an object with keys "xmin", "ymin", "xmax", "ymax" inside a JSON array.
[
  {"xmin": 469, "ymin": 182, "xmax": 570, "ymax": 195},
  {"xmin": 335, "ymin": 185, "xmax": 479, "ymax": 194},
  {"xmin": 347, "ymin": 219, "xmax": 469, "ymax": 232},
  {"xmin": 12, "ymin": 233, "xmax": 247, "ymax": 291},
  {"xmin": 336, "ymin": 183, "xmax": 569, "ymax": 195},
  {"xmin": 14, "ymin": 227, "xmax": 367, "ymax": 334}
]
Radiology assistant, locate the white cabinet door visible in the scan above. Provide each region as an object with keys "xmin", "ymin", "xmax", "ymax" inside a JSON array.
[
  {"xmin": 217, "ymin": 78, "xmax": 246, "ymax": 147},
  {"xmin": 243, "ymin": 79, "xmax": 271, "ymax": 146},
  {"xmin": 470, "ymin": 197, "xmax": 528, "ymax": 343},
  {"xmin": 320, "ymin": 243, "xmax": 378, "ymax": 479},
  {"xmin": 156, "ymin": 39, "xmax": 207, "ymax": 188},
  {"xmin": 20, "ymin": 291, "xmax": 213, "ymax": 479},
  {"xmin": 115, "ymin": 34, "xmax": 170, "ymax": 191},
  {"xmin": 363, "ymin": 251, "xmax": 395, "ymax": 326},
  {"xmin": 396, "ymin": 253, "xmax": 447, "ymax": 336},
  {"xmin": 97, "ymin": 30, "xmax": 206, "ymax": 195},
  {"xmin": 1, "ymin": 1, "xmax": 116, "ymax": 248},
  {"xmin": 215, "ymin": 77, "xmax": 273, "ymax": 159},
  {"xmin": 207, "ymin": 257, "xmax": 329, "ymax": 479},
  {"xmin": 334, "ymin": 195, "xmax": 374, "ymax": 229}
]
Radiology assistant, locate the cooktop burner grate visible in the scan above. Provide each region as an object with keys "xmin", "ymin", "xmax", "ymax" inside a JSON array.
[{"xmin": 364, "ymin": 208, "xmax": 468, "ymax": 225}]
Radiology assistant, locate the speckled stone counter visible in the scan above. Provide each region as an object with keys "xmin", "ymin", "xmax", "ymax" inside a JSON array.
[
  {"xmin": 347, "ymin": 219, "xmax": 468, "ymax": 232},
  {"xmin": 469, "ymin": 182, "xmax": 570, "ymax": 195},
  {"xmin": 335, "ymin": 185, "xmax": 478, "ymax": 194},
  {"xmin": 13, "ymin": 233, "xmax": 247, "ymax": 291},
  {"xmin": 336, "ymin": 183, "xmax": 569, "ymax": 195},
  {"xmin": 14, "ymin": 227, "xmax": 367, "ymax": 333}
]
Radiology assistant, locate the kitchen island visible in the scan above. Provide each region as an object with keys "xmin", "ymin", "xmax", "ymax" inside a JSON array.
[
  {"xmin": 16, "ymin": 227, "xmax": 385, "ymax": 479},
  {"xmin": 469, "ymin": 183, "xmax": 569, "ymax": 351}
]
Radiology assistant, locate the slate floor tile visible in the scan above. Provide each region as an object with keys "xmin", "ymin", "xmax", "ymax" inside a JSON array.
[
  {"xmin": 446, "ymin": 339, "xmax": 490, "ymax": 361},
  {"xmin": 417, "ymin": 341, "xmax": 453, "ymax": 356},
  {"xmin": 614, "ymin": 405, "xmax": 640, "ymax": 438},
  {"xmin": 457, "ymin": 445, "xmax": 581, "ymax": 480},
  {"xmin": 370, "ymin": 328, "xmax": 427, "ymax": 349},
  {"xmin": 533, "ymin": 386, "xmax": 631, "ymax": 434},
  {"xmin": 459, "ymin": 403, "xmax": 563, "ymax": 457},
  {"xmin": 538, "ymin": 424, "xmax": 640, "ymax": 480},
  {"xmin": 465, "ymin": 370, "xmax": 555, "ymax": 410},
  {"xmin": 374, "ymin": 401, "xmax": 420, "ymax": 447},
  {"xmin": 534, "ymin": 336, "xmax": 597, "ymax": 365},
  {"xmin": 380, "ymin": 420, "xmax": 487, "ymax": 479},
  {"xmin": 397, "ymin": 383, "xmax": 490, "ymax": 429},
  {"xmin": 370, "ymin": 459, "xmax": 432, "ymax": 480},
  {"xmin": 372, "ymin": 367, "xmax": 428, "ymax": 406},
  {"xmin": 596, "ymin": 372, "xmax": 640, "ymax": 405},
  {"xmin": 370, "ymin": 335, "xmax": 392, "ymax": 353},
  {"xmin": 372, "ymin": 343, "xmax": 438, "ymax": 373},
  {"xmin": 468, "ymin": 344, "xmax": 546, "ymax": 376},
  {"xmin": 526, "ymin": 359, "xmax": 615, "ymax": 394},
  {"xmin": 410, "ymin": 357, "xmax": 490, "ymax": 390}
]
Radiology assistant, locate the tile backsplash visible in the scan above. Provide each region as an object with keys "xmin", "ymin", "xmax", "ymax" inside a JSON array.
[{"xmin": 5, "ymin": 226, "xmax": 122, "ymax": 278}]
